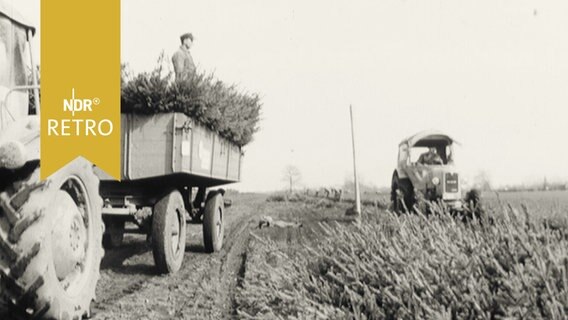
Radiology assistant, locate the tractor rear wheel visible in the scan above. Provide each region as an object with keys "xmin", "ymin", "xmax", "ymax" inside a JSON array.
[
  {"xmin": 203, "ymin": 193, "xmax": 225, "ymax": 253},
  {"xmin": 152, "ymin": 190, "xmax": 187, "ymax": 274},
  {"xmin": 0, "ymin": 158, "xmax": 104, "ymax": 320}
]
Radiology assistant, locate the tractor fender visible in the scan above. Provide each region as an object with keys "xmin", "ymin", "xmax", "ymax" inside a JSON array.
[
  {"xmin": 0, "ymin": 116, "xmax": 40, "ymax": 169},
  {"xmin": 393, "ymin": 170, "xmax": 414, "ymax": 188},
  {"xmin": 394, "ymin": 167, "xmax": 409, "ymax": 180},
  {"xmin": 391, "ymin": 170, "xmax": 399, "ymax": 182}
]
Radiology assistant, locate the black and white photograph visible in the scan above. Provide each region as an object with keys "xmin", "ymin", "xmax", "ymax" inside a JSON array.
[{"xmin": 1, "ymin": 0, "xmax": 568, "ymax": 319}]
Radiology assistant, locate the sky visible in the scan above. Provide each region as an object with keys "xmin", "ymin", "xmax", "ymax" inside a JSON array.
[{"xmin": 12, "ymin": 0, "xmax": 568, "ymax": 191}]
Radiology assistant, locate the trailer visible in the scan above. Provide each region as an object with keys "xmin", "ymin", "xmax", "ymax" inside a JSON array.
[{"xmin": 96, "ymin": 112, "xmax": 243, "ymax": 273}]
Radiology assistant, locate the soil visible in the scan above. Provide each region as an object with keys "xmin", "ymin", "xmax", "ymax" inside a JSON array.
[
  {"xmin": 91, "ymin": 192, "xmax": 359, "ymax": 319},
  {"xmin": 91, "ymin": 193, "xmax": 265, "ymax": 320}
]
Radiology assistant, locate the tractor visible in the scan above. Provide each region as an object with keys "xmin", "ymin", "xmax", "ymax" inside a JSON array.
[{"xmin": 391, "ymin": 130, "xmax": 481, "ymax": 215}]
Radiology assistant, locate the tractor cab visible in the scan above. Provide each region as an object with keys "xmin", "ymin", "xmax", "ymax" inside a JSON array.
[
  {"xmin": 0, "ymin": 0, "xmax": 39, "ymax": 129},
  {"xmin": 400, "ymin": 131, "xmax": 457, "ymax": 167},
  {"xmin": 0, "ymin": 1, "xmax": 40, "ymax": 169}
]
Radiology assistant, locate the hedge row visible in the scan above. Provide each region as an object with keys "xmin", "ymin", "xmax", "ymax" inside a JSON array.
[{"xmin": 121, "ymin": 63, "xmax": 261, "ymax": 146}]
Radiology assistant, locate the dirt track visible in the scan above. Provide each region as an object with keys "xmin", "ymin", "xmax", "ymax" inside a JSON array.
[{"xmin": 92, "ymin": 193, "xmax": 265, "ymax": 320}]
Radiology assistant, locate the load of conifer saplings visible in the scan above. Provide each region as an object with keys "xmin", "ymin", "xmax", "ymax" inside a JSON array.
[{"xmin": 121, "ymin": 62, "xmax": 261, "ymax": 146}]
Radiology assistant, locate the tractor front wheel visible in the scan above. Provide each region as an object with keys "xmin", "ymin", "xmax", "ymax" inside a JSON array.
[
  {"xmin": 0, "ymin": 158, "xmax": 104, "ymax": 320},
  {"xmin": 391, "ymin": 173, "xmax": 415, "ymax": 213}
]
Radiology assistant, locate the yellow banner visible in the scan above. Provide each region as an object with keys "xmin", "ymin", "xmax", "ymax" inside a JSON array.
[{"xmin": 41, "ymin": 0, "xmax": 121, "ymax": 180}]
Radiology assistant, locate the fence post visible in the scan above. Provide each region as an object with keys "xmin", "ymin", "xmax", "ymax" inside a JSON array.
[{"xmin": 350, "ymin": 105, "xmax": 361, "ymax": 220}]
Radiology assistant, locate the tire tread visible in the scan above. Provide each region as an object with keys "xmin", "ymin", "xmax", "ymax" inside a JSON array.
[{"xmin": 0, "ymin": 159, "xmax": 103, "ymax": 319}]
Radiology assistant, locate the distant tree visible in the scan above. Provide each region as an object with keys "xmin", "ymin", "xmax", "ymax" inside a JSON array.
[{"xmin": 282, "ymin": 165, "xmax": 301, "ymax": 193}]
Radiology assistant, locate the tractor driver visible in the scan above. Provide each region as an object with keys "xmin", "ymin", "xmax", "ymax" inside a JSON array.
[{"xmin": 417, "ymin": 147, "xmax": 444, "ymax": 165}]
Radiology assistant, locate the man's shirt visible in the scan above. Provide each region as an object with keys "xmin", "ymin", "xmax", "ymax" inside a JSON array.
[{"xmin": 172, "ymin": 46, "xmax": 196, "ymax": 82}]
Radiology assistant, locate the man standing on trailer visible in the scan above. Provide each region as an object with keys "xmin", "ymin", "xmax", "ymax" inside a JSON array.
[{"xmin": 172, "ymin": 32, "xmax": 196, "ymax": 82}]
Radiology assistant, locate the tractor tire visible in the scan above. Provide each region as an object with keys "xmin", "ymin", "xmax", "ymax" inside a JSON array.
[
  {"xmin": 102, "ymin": 218, "xmax": 125, "ymax": 249},
  {"xmin": 152, "ymin": 190, "xmax": 186, "ymax": 274},
  {"xmin": 391, "ymin": 173, "xmax": 401, "ymax": 212},
  {"xmin": 203, "ymin": 193, "xmax": 224, "ymax": 253},
  {"xmin": 0, "ymin": 158, "xmax": 104, "ymax": 320},
  {"xmin": 391, "ymin": 173, "xmax": 415, "ymax": 213}
]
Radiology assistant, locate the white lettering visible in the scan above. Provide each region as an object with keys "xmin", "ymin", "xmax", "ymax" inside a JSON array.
[
  {"xmin": 71, "ymin": 119, "xmax": 80, "ymax": 135},
  {"xmin": 63, "ymin": 100, "xmax": 74, "ymax": 114},
  {"xmin": 45, "ymin": 119, "xmax": 114, "ymax": 136},
  {"xmin": 47, "ymin": 119, "xmax": 59, "ymax": 136},
  {"xmin": 62, "ymin": 89, "xmax": 97, "ymax": 115},
  {"xmin": 98, "ymin": 119, "xmax": 113, "ymax": 136},
  {"xmin": 85, "ymin": 119, "xmax": 96, "ymax": 136},
  {"xmin": 61, "ymin": 120, "xmax": 70, "ymax": 136},
  {"xmin": 83, "ymin": 99, "xmax": 93, "ymax": 112}
]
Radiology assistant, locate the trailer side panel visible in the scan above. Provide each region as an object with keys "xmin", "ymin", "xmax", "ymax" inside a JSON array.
[{"xmin": 97, "ymin": 113, "xmax": 241, "ymax": 185}]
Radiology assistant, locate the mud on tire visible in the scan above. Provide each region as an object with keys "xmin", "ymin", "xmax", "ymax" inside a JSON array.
[{"xmin": 0, "ymin": 158, "xmax": 104, "ymax": 319}]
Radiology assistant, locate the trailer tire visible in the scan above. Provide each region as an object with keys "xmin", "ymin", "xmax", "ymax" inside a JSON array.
[
  {"xmin": 203, "ymin": 193, "xmax": 224, "ymax": 253},
  {"xmin": 102, "ymin": 218, "xmax": 125, "ymax": 249},
  {"xmin": 152, "ymin": 190, "xmax": 186, "ymax": 274},
  {"xmin": 0, "ymin": 158, "xmax": 104, "ymax": 320}
]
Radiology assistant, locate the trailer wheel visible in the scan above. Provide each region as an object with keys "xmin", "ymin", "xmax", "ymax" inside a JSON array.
[
  {"xmin": 203, "ymin": 193, "xmax": 224, "ymax": 253},
  {"xmin": 0, "ymin": 158, "xmax": 104, "ymax": 320},
  {"xmin": 152, "ymin": 190, "xmax": 186, "ymax": 274},
  {"xmin": 102, "ymin": 218, "xmax": 125, "ymax": 249}
]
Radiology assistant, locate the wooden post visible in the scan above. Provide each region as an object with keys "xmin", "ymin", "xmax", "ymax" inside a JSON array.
[{"xmin": 350, "ymin": 105, "xmax": 361, "ymax": 218}]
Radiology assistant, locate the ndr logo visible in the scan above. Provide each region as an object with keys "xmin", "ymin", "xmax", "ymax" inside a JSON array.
[{"xmin": 63, "ymin": 88, "xmax": 100, "ymax": 116}]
